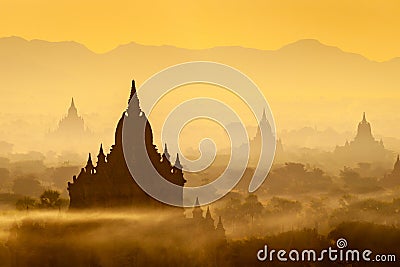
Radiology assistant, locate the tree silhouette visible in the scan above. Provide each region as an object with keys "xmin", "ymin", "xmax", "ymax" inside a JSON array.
[
  {"xmin": 267, "ymin": 197, "xmax": 302, "ymax": 214},
  {"xmin": 217, "ymin": 197, "xmax": 243, "ymax": 232},
  {"xmin": 242, "ymin": 194, "xmax": 263, "ymax": 225},
  {"xmin": 39, "ymin": 190, "xmax": 62, "ymax": 209},
  {"xmin": 16, "ymin": 196, "xmax": 36, "ymax": 211}
]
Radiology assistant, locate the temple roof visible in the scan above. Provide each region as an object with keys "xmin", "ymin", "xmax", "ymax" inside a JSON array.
[{"xmin": 68, "ymin": 97, "xmax": 78, "ymax": 117}]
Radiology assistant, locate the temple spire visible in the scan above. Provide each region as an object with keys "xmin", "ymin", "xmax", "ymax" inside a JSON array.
[
  {"xmin": 97, "ymin": 143, "xmax": 106, "ymax": 167},
  {"xmin": 254, "ymin": 107, "xmax": 272, "ymax": 142},
  {"xmin": 174, "ymin": 153, "xmax": 183, "ymax": 169},
  {"xmin": 85, "ymin": 153, "xmax": 94, "ymax": 174},
  {"xmin": 355, "ymin": 111, "xmax": 373, "ymax": 141},
  {"xmin": 128, "ymin": 80, "xmax": 137, "ymax": 104},
  {"xmin": 205, "ymin": 206, "xmax": 212, "ymax": 219},
  {"xmin": 192, "ymin": 197, "xmax": 203, "ymax": 219},
  {"xmin": 127, "ymin": 80, "xmax": 141, "ymax": 116},
  {"xmin": 163, "ymin": 143, "xmax": 171, "ymax": 161},
  {"xmin": 173, "ymin": 152, "xmax": 187, "ymax": 186},
  {"xmin": 261, "ymin": 108, "xmax": 267, "ymax": 122},
  {"xmin": 205, "ymin": 206, "xmax": 214, "ymax": 227},
  {"xmin": 87, "ymin": 153, "xmax": 92, "ymax": 164},
  {"xmin": 68, "ymin": 97, "xmax": 78, "ymax": 117},
  {"xmin": 216, "ymin": 216, "xmax": 225, "ymax": 231}
]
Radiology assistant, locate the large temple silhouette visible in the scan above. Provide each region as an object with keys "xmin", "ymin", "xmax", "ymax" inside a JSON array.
[
  {"xmin": 334, "ymin": 112, "xmax": 393, "ymax": 163},
  {"xmin": 67, "ymin": 80, "xmax": 226, "ymax": 247},
  {"xmin": 68, "ymin": 80, "xmax": 186, "ymax": 209}
]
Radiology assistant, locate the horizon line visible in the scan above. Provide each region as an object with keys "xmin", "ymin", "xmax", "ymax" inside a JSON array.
[{"xmin": 0, "ymin": 35, "xmax": 396, "ymax": 63}]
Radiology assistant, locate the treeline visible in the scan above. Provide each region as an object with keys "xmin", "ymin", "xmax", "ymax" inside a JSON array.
[
  {"xmin": 2, "ymin": 220, "xmax": 399, "ymax": 267},
  {"xmin": 15, "ymin": 190, "xmax": 69, "ymax": 211},
  {"xmin": 0, "ymin": 153, "xmax": 80, "ymax": 203},
  {"xmin": 4, "ymin": 214, "xmax": 226, "ymax": 267},
  {"xmin": 214, "ymin": 191, "xmax": 400, "ymax": 239}
]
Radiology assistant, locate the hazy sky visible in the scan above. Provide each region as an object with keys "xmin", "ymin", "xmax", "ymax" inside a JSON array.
[
  {"xmin": 2, "ymin": 0, "xmax": 400, "ymax": 155},
  {"xmin": 1, "ymin": 0, "xmax": 400, "ymax": 61}
]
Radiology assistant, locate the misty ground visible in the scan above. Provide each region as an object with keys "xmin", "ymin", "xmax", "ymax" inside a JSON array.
[{"xmin": 0, "ymin": 147, "xmax": 399, "ymax": 266}]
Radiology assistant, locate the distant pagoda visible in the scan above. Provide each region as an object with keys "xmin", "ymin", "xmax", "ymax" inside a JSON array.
[
  {"xmin": 47, "ymin": 97, "xmax": 93, "ymax": 154},
  {"xmin": 48, "ymin": 97, "xmax": 91, "ymax": 146},
  {"xmin": 55, "ymin": 98, "xmax": 86, "ymax": 136},
  {"xmin": 382, "ymin": 155, "xmax": 400, "ymax": 186},
  {"xmin": 334, "ymin": 112, "xmax": 393, "ymax": 163},
  {"xmin": 250, "ymin": 109, "xmax": 274, "ymax": 147},
  {"xmin": 247, "ymin": 108, "xmax": 276, "ymax": 166}
]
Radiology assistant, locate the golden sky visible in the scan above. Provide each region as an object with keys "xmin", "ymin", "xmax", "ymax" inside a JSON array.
[{"xmin": 1, "ymin": 0, "xmax": 400, "ymax": 61}]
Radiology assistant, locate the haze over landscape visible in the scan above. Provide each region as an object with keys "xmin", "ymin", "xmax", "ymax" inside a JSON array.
[
  {"xmin": 2, "ymin": 1, "xmax": 400, "ymax": 266},
  {"xmin": 1, "ymin": 36, "xmax": 400, "ymax": 157},
  {"xmin": 2, "ymin": 1, "xmax": 400, "ymax": 265}
]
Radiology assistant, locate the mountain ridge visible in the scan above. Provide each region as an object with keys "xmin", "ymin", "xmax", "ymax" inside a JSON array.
[
  {"xmin": 0, "ymin": 36, "xmax": 386, "ymax": 63},
  {"xmin": 1, "ymin": 35, "xmax": 400, "ymax": 152}
]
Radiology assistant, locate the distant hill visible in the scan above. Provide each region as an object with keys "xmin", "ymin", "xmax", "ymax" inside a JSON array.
[
  {"xmin": 1, "ymin": 36, "xmax": 400, "ymax": 152},
  {"xmin": 2, "ymin": 37, "xmax": 400, "ymax": 112}
]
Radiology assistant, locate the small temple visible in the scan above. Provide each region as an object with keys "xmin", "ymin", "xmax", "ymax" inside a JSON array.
[
  {"xmin": 251, "ymin": 109, "xmax": 273, "ymax": 146},
  {"xmin": 334, "ymin": 112, "xmax": 392, "ymax": 163},
  {"xmin": 47, "ymin": 97, "xmax": 93, "ymax": 153},
  {"xmin": 53, "ymin": 98, "xmax": 86, "ymax": 136},
  {"xmin": 382, "ymin": 155, "xmax": 400, "ymax": 186}
]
